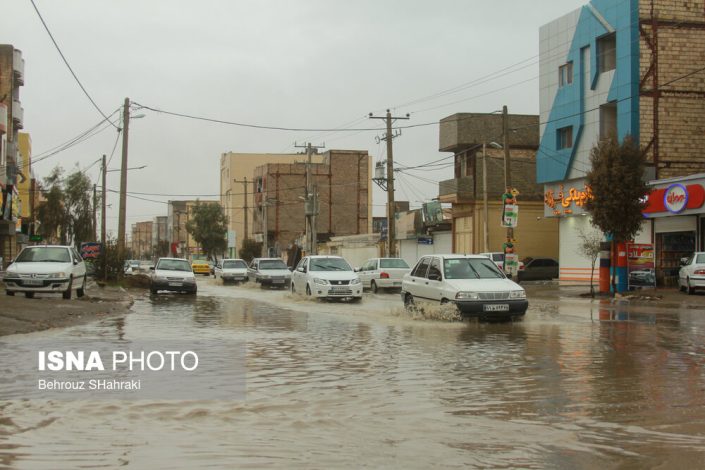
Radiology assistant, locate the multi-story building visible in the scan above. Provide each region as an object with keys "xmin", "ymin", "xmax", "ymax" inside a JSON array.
[
  {"xmin": 538, "ymin": 0, "xmax": 705, "ymax": 285},
  {"xmin": 130, "ymin": 221, "xmax": 153, "ymax": 259},
  {"xmin": 16, "ymin": 132, "xmax": 32, "ymax": 247},
  {"xmin": 0, "ymin": 45, "xmax": 24, "ymax": 267},
  {"xmin": 438, "ymin": 112, "xmax": 559, "ymax": 259},
  {"xmin": 219, "ymin": 152, "xmax": 324, "ymax": 258},
  {"xmin": 251, "ymin": 150, "xmax": 372, "ymax": 257},
  {"xmin": 167, "ymin": 200, "xmax": 220, "ymax": 258},
  {"xmin": 151, "ymin": 216, "xmax": 168, "ymax": 257}
]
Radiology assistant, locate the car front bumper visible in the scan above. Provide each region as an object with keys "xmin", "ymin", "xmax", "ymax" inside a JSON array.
[
  {"xmin": 311, "ymin": 283, "xmax": 362, "ymax": 299},
  {"xmin": 221, "ymin": 274, "xmax": 248, "ymax": 282},
  {"xmin": 3, "ymin": 277, "xmax": 71, "ymax": 293},
  {"xmin": 372, "ymin": 278, "xmax": 403, "ymax": 289},
  {"xmin": 258, "ymin": 277, "xmax": 291, "ymax": 287},
  {"xmin": 151, "ymin": 279, "xmax": 197, "ymax": 293},
  {"xmin": 455, "ymin": 299, "xmax": 528, "ymax": 317}
]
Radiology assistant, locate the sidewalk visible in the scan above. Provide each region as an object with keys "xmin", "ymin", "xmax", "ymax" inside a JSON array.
[{"xmin": 0, "ymin": 283, "xmax": 133, "ymax": 336}]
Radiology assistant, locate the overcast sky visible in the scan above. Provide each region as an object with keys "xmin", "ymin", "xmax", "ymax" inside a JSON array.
[{"xmin": 4, "ymin": 0, "xmax": 586, "ymax": 236}]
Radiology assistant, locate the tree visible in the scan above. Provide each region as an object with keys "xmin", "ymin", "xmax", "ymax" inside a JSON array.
[
  {"xmin": 239, "ymin": 239, "xmax": 262, "ymax": 263},
  {"xmin": 586, "ymin": 136, "xmax": 648, "ymax": 292},
  {"xmin": 185, "ymin": 201, "xmax": 228, "ymax": 260},
  {"xmin": 577, "ymin": 227, "xmax": 602, "ymax": 298},
  {"xmin": 35, "ymin": 165, "xmax": 97, "ymax": 248},
  {"xmin": 36, "ymin": 167, "xmax": 67, "ymax": 244}
]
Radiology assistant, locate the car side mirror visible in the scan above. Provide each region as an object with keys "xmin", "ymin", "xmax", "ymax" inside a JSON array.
[
  {"xmin": 680, "ymin": 257, "xmax": 689, "ymax": 266},
  {"xmin": 354, "ymin": 267, "xmax": 361, "ymax": 272},
  {"xmin": 428, "ymin": 273, "xmax": 441, "ymax": 281},
  {"xmin": 150, "ymin": 266, "xmax": 155, "ymax": 271},
  {"xmin": 288, "ymin": 267, "xmax": 293, "ymax": 271},
  {"xmin": 73, "ymin": 259, "xmax": 79, "ymax": 265}
]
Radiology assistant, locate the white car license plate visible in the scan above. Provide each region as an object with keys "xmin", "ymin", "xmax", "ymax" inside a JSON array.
[
  {"xmin": 484, "ymin": 304, "xmax": 510, "ymax": 312},
  {"xmin": 273, "ymin": 279, "xmax": 284, "ymax": 284},
  {"xmin": 24, "ymin": 279, "xmax": 43, "ymax": 286},
  {"xmin": 168, "ymin": 282, "xmax": 183, "ymax": 287}
]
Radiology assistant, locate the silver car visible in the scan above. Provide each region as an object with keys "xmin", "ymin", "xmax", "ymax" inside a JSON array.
[{"xmin": 247, "ymin": 258, "xmax": 291, "ymax": 288}]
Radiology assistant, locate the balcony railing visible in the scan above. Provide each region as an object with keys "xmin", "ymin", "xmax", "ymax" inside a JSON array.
[
  {"xmin": 12, "ymin": 101, "xmax": 23, "ymax": 130},
  {"xmin": 438, "ymin": 176, "xmax": 474, "ymax": 203},
  {"xmin": 13, "ymin": 50, "xmax": 24, "ymax": 86}
]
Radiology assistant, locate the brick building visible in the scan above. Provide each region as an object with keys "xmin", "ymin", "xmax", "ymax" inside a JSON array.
[
  {"xmin": 130, "ymin": 221, "xmax": 153, "ymax": 259},
  {"xmin": 252, "ymin": 150, "xmax": 371, "ymax": 257},
  {"xmin": 438, "ymin": 112, "xmax": 559, "ymax": 259},
  {"xmin": 0, "ymin": 45, "xmax": 24, "ymax": 267},
  {"xmin": 167, "ymin": 200, "xmax": 220, "ymax": 258},
  {"xmin": 538, "ymin": 0, "xmax": 705, "ymax": 285}
]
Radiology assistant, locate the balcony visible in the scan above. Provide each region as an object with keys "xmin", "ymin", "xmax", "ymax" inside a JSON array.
[
  {"xmin": 13, "ymin": 50, "xmax": 24, "ymax": 86},
  {"xmin": 12, "ymin": 101, "xmax": 23, "ymax": 129},
  {"xmin": 439, "ymin": 176, "xmax": 475, "ymax": 204}
]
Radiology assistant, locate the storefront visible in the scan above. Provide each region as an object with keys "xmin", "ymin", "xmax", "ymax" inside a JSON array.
[{"xmin": 643, "ymin": 174, "xmax": 705, "ymax": 287}]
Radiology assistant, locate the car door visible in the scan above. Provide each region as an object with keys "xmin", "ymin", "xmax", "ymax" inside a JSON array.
[
  {"xmin": 358, "ymin": 259, "xmax": 372, "ymax": 287},
  {"xmin": 406, "ymin": 257, "xmax": 431, "ymax": 300},
  {"xmin": 364, "ymin": 259, "xmax": 379, "ymax": 287},
  {"xmin": 425, "ymin": 257, "xmax": 444, "ymax": 302},
  {"xmin": 71, "ymin": 248, "xmax": 86, "ymax": 282},
  {"xmin": 293, "ymin": 257, "xmax": 308, "ymax": 291}
]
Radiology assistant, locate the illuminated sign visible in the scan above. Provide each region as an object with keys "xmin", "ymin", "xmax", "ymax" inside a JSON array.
[
  {"xmin": 544, "ymin": 184, "xmax": 594, "ymax": 216},
  {"xmin": 663, "ymin": 183, "xmax": 688, "ymax": 214}
]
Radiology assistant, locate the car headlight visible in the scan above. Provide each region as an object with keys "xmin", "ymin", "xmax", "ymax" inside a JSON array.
[
  {"xmin": 510, "ymin": 290, "xmax": 526, "ymax": 299},
  {"xmin": 49, "ymin": 272, "xmax": 68, "ymax": 278},
  {"xmin": 260, "ymin": 274, "xmax": 270, "ymax": 279},
  {"xmin": 455, "ymin": 291, "xmax": 479, "ymax": 300},
  {"xmin": 154, "ymin": 276, "xmax": 169, "ymax": 282},
  {"xmin": 184, "ymin": 277, "xmax": 196, "ymax": 283},
  {"xmin": 313, "ymin": 278, "xmax": 329, "ymax": 285},
  {"xmin": 350, "ymin": 278, "xmax": 361, "ymax": 285}
]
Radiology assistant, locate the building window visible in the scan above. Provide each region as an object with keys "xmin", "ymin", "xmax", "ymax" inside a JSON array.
[
  {"xmin": 559, "ymin": 62, "xmax": 573, "ymax": 87},
  {"xmin": 599, "ymin": 102, "xmax": 617, "ymax": 140},
  {"xmin": 597, "ymin": 33, "xmax": 616, "ymax": 73},
  {"xmin": 557, "ymin": 126, "xmax": 573, "ymax": 149}
]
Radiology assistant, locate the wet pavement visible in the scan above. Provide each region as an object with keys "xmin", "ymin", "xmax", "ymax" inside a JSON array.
[{"xmin": 1, "ymin": 279, "xmax": 704, "ymax": 468}]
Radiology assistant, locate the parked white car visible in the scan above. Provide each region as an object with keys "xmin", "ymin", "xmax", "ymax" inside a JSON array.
[
  {"xmin": 401, "ymin": 254, "xmax": 527, "ymax": 319},
  {"xmin": 678, "ymin": 252, "xmax": 705, "ymax": 294},
  {"xmin": 291, "ymin": 255, "xmax": 362, "ymax": 301},
  {"xmin": 2, "ymin": 245, "xmax": 87, "ymax": 299},
  {"xmin": 356, "ymin": 257, "xmax": 410, "ymax": 293},
  {"xmin": 214, "ymin": 259, "xmax": 248, "ymax": 284},
  {"xmin": 150, "ymin": 257, "xmax": 197, "ymax": 295}
]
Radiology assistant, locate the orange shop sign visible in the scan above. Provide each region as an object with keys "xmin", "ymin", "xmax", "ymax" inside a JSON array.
[{"xmin": 544, "ymin": 184, "xmax": 594, "ymax": 216}]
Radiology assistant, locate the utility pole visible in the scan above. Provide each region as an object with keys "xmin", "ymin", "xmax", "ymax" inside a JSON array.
[
  {"xmin": 502, "ymin": 105, "xmax": 512, "ymax": 189},
  {"xmin": 243, "ymin": 178, "xmax": 248, "ymax": 243},
  {"xmin": 295, "ymin": 142, "xmax": 325, "ymax": 255},
  {"xmin": 482, "ymin": 143, "xmax": 489, "ymax": 252},
  {"xmin": 92, "ymin": 183, "xmax": 97, "ymax": 241},
  {"xmin": 117, "ymin": 97, "xmax": 130, "ymax": 261},
  {"xmin": 101, "ymin": 155, "xmax": 107, "ymax": 279},
  {"xmin": 369, "ymin": 110, "xmax": 409, "ymax": 258},
  {"xmin": 262, "ymin": 199, "xmax": 269, "ymax": 257}
]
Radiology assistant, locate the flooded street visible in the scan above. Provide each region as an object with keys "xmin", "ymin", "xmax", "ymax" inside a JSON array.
[{"xmin": 1, "ymin": 280, "xmax": 705, "ymax": 468}]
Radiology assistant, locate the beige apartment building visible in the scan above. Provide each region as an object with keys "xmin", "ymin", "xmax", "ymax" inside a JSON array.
[
  {"xmin": 167, "ymin": 199, "xmax": 220, "ymax": 258},
  {"xmin": 220, "ymin": 152, "xmax": 324, "ymax": 258},
  {"xmin": 130, "ymin": 221, "xmax": 153, "ymax": 259}
]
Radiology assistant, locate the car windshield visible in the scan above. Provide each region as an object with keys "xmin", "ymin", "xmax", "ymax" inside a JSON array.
[
  {"xmin": 310, "ymin": 258, "xmax": 351, "ymax": 272},
  {"xmin": 444, "ymin": 258, "xmax": 505, "ymax": 279},
  {"xmin": 380, "ymin": 259, "xmax": 409, "ymax": 269},
  {"xmin": 16, "ymin": 247, "xmax": 71, "ymax": 263},
  {"xmin": 223, "ymin": 260, "xmax": 247, "ymax": 269},
  {"xmin": 157, "ymin": 259, "xmax": 192, "ymax": 272},
  {"xmin": 260, "ymin": 259, "xmax": 287, "ymax": 270}
]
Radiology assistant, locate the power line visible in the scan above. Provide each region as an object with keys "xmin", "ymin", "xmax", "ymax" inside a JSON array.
[{"xmin": 29, "ymin": 0, "xmax": 118, "ymax": 128}]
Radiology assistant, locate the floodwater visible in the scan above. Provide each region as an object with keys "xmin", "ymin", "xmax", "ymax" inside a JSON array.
[{"xmin": 1, "ymin": 280, "xmax": 705, "ymax": 468}]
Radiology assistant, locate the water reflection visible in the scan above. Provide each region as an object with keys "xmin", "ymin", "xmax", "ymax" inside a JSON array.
[{"xmin": 0, "ymin": 285, "xmax": 704, "ymax": 468}]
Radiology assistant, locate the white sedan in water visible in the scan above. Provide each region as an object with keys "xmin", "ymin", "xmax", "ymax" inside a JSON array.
[
  {"xmin": 291, "ymin": 255, "xmax": 362, "ymax": 301},
  {"xmin": 356, "ymin": 257, "xmax": 410, "ymax": 292},
  {"xmin": 150, "ymin": 258, "xmax": 197, "ymax": 295},
  {"xmin": 214, "ymin": 259, "xmax": 249, "ymax": 284},
  {"xmin": 678, "ymin": 252, "xmax": 705, "ymax": 294}
]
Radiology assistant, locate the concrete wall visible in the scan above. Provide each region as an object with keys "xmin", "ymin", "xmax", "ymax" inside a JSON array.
[{"xmin": 399, "ymin": 232, "xmax": 452, "ymax": 268}]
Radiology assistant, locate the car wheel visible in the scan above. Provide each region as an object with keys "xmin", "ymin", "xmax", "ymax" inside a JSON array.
[
  {"xmin": 77, "ymin": 276, "xmax": 86, "ymax": 298},
  {"xmin": 306, "ymin": 284, "xmax": 312, "ymax": 296},
  {"xmin": 371, "ymin": 280, "xmax": 379, "ymax": 294},
  {"xmin": 351, "ymin": 296, "xmax": 362, "ymax": 303},
  {"xmin": 404, "ymin": 293, "xmax": 416, "ymax": 312},
  {"xmin": 62, "ymin": 277, "xmax": 73, "ymax": 300},
  {"xmin": 687, "ymin": 278, "xmax": 695, "ymax": 295},
  {"xmin": 6, "ymin": 290, "xmax": 14, "ymax": 296},
  {"xmin": 25, "ymin": 292, "xmax": 34, "ymax": 299}
]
